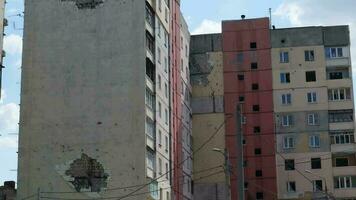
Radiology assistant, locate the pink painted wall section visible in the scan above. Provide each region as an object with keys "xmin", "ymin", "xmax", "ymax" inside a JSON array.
[
  {"xmin": 222, "ymin": 18, "xmax": 277, "ymax": 200},
  {"xmin": 170, "ymin": 1, "xmax": 183, "ymax": 199}
]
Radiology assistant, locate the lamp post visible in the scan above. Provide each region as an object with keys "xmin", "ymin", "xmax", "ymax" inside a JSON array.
[
  {"xmin": 305, "ymin": 170, "xmax": 328, "ymax": 198},
  {"xmin": 212, "ymin": 148, "xmax": 231, "ymax": 200}
]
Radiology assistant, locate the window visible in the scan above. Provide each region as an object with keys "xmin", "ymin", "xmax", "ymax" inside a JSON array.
[
  {"xmin": 165, "ymin": 83, "xmax": 168, "ymax": 98},
  {"xmin": 164, "ymin": 57, "xmax": 168, "ymax": 72},
  {"xmin": 328, "ymin": 88, "xmax": 351, "ymax": 101},
  {"xmin": 282, "ymin": 115, "xmax": 293, "ymax": 127},
  {"xmin": 158, "ymin": 0, "xmax": 162, "ymax": 11},
  {"xmin": 146, "ymin": 88, "xmax": 155, "ymax": 109},
  {"xmin": 326, "ymin": 47, "xmax": 344, "ymax": 58},
  {"xmin": 285, "ymin": 159, "xmax": 295, "ymax": 170},
  {"xmin": 254, "ymin": 126, "xmax": 261, "ymax": 134},
  {"xmin": 306, "ymin": 71, "xmax": 316, "ymax": 82},
  {"xmin": 158, "ymin": 130, "xmax": 162, "ymax": 146},
  {"xmin": 237, "ymin": 53, "xmax": 244, "ymax": 63},
  {"xmin": 239, "ymin": 96, "xmax": 245, "ymax": 102},
  {"xmin": 158, "ymin": 102, "xmax": 162, "ymax": 118},
  {"xmin": 158, "ymin": 48, "xmax": 161, "ymax": 63},
  {"xmin": 308, "ymin": 113, "xmax": 319, "ymax": 125},
  {"xmin": 280, "ymin": 73, "xmax": 290, "ymax": 83},
  {"xmin": 244, "ymin": 182, "xmax": 249, "ymax": 190},
  {"xmin": 253, "ymin": 105, "xmax": 260, "ymax": 112},
  {"xmin": 281, "ymin": 94, "xmax": 292, "ymax": 105},
  {"xmin": 334, "ymin": 176, "xmax": 354, "ymax": 189},
  {"xmin": 330, "ymin": 131, "xmax": 355, "ymax": 144},
  {"xmin": 158, "ymin": 158, "xmax": 162, "ymax": 174},
  {"xmin": 309, "ymin": 135, "xmax": 320, "ymax": 148},
  {"xmin": 283, "ymin": 136, "xmax": 294, "ymax": 149},
  {"xmin": 149, "ymin": 181, "xmax": 159, "ymax": 199},
  {"xmin": 280, "ymin": 51, "xmax": 289, "ymax": 63},
  {"xmin": 165, "ymin": 136, "xmax": 169, "ymax": 152},
  {"xmin": 255, "ymin": 148, "xmax": 262, "ymax": 155},
  {"xmin": 329, "ymin": 110, "xmax": 353, "ymax": 123},
  {"xmin": 147, "ymin": 150, "xmax": 156, "ymax": 169},
  {"xmin": 305, "ymin": 50, "xmax": 315, "ymax": 61},
  {"xmin": 158, "ymin": 75, "xmax": 162, "ymax": 90},
  {"xmin": 251, "ymin": 62, "xmax": 258, "ymax": 69},
  {"xmin": 256, "ymin": 192, "xmax": 263, "ymax": 200},
  {"xmin": 335, "ymin": 158, "xmax": 349, "ymax": 167},
  {"xmin": 313, "ymin": 180, "xmax": 323, "ymax": 192},
  {"xmin": 238, "ymin": 74, "xmax": 244, "ymax": 80},
  {"xmin": 165, "ymin": 163, "xmax": 169, "ymax": 179},
  {"xmin": 307, "ymin": 92, "xmax": 317, "ymax": 103},
  {"xmin": 250, "ymin": 42, "xmax": 257, "ymax": 49},
  {"xmin": 252, "ymin": 83, "xmax": 259, "ymax": 90},
  {"xmin": 166, "ymin": 191, "xmax": 170, "ymax": 200},
  {"xmin": 329, "ymin": 71, "xmax": 347, "ymax": 80},
  {"xmin": 311, "ymin": 158, "xmax": 321, "ymax": 169},
  {"xmin": 157, "ymin": 22, "xmax": 161, "ymax": 38},
  {"xmin": 164, "ymin": 8, "xmax": 168, "ymax": 22},
  {"xmin": 165, "ymin": 109, "xmax": 168, "ymax": 124},
  {"xmin": 256, "ymin": 170, "xmax": 263, "ymax": 177},
  {"xmin": 287, "ymin": 181, "xmax": 296, "ymax": 192},
  {"xmin": 146, "ymin": 118, "xmax": 155, "ymax": 139},
  {"xmin": 164, "ymin": 32, "xmax": 168, "ymax": 48}
]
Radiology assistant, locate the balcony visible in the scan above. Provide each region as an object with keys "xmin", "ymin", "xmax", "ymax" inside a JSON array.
[
  {"xmin": 332, "ymin": 153, "xmax": 356, "ymax": 176},
  {"xmin": 145, "ymin": 2, "xmax": 155, "ymax": 35},
  {"xmin": 326, "ymin": 57, "xmax": 351, "ymax": 67},
  {"xmin": 146, "ymin": 32, "xmax": 155, "ymax": 62},
  {"xmin": 331, "ymin": 143, "xmax": 356, "ymax": 153}
]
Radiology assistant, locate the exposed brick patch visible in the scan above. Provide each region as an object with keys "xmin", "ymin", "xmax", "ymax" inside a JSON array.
[
  {"xmin": 61, "ymin": 0, "xmax": 104, "ymax": 9},
  {"xmin": 65, "ymin": 154, "xmax": 108, "ymax": 192}
]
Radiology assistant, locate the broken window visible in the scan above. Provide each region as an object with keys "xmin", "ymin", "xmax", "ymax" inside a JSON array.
[{"xmin": 65, "ymin": 154, "xmax": 108, "ymax": 192}]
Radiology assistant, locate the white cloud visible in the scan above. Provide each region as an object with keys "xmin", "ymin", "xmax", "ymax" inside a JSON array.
[
  {"xmin": 0, "ymin": 102, "xmax": 19, "ymax": 149},
  {"xmin": 3, "ymin": 34, "xmax": 23, "ymax": 55},
  {"xmin": 192, "ymin": 19, "xmax": 221, "ymax": 35}
]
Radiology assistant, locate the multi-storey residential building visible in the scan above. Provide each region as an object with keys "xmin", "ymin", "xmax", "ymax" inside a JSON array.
[
  {"xmin": 222, "ymin": 18, "xmax": 278, "ymax": 200},
  {"xmin": 190, "ymin": 34, "xmax": 228, "ymax": 199},
  {"xmin": 0, "ymin": 181, "xmax": 16, "ymax": 200},
  {"xmin": 272, "ymin": 26, "xmax": 355, "ymax": 199},
  {"xmin": 190, "ymin": 18, "xmax": 355, "ymax": 200},
  {"xmin": 170, "ymin": 0, "xmax": 193, "ymax": 199},
  {"xmin": 18, "ymin": 0, "xmax": 191, "ymax": 200}
]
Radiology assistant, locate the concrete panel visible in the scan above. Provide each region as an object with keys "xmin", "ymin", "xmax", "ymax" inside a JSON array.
[
  {"xmin": 194, "ymin": 182, "xmax": 228, "ymax": 200},
  {"xmin": 271, "ymin": 27, "xmax": 323, "ymax": 48},
  {"xmin": 323, "ymin": 26, "xmax": 350, "ymax": 46},
  {"xmin": 18, "ymin": 0, "xmax": 147, "ymax": 199},
  {"xmin": 190, "ymin": 34, "xmax": 222, "ymax": 54}
]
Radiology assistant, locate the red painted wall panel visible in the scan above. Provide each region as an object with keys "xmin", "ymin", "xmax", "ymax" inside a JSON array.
[{"xmin": 222, "ymin": 18, "xmax": 277, "ymax": 200}]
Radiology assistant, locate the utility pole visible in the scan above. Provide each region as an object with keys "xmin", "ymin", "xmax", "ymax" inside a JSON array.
[
  {"xmin": 236, "ymin": 104, "xmax": 244, "ymax": 200},
  {"xmin": 224, "ymin": 149, "xmax": 231, "ymax": 200}
]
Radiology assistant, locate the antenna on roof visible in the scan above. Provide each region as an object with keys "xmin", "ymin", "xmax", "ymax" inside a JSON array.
[{"xmin": 241, "ymin": 15, "xmax": 246, "ymax": 20}]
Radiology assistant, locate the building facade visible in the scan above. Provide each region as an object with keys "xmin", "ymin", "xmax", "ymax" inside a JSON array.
[
  {"xmin": 272, "ymin": 26, "xmax": 355, "ymax": 199},
  {"xmin": 18, "ymin": 0, "xmax": 191, "ymax": 200},
  {"xmin": 222, "ymin": 18, "xmax": 278, "ymax": 200},
  {"xmin": 190, "ymin": 34, "xmax": 228, "ymax": 199},
  {"xmin": 0, "ymin": 181, "xmax": 16, "ymax": 200}
]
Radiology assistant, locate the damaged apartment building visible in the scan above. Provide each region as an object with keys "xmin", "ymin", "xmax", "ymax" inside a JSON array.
[
  {"xmin": 190, "ymin": 18, "xmax": 356, "ymax": 200},
  {"xmin": 18, "ymin": 0, "xmax": 192, "ymax": 200},
  {"xmin": 17, "ymin": 0, "xmax": 356, "ymax": 200}
]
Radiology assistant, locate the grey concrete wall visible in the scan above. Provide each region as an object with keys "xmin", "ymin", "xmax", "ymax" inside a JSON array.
[
  {"xmin": 194, "ymin": 182, "xmax": 228, "ymax": 200},
  {"xmin": 323, "ymin": 26, "xmax": 350, "ymax": 46},
  {"xmin": 271, "ymin": 27, "xmax": 323, "ymax": 48},
  {"xmin": 18, "ymin": 0, "xmax": 147, "ymax": 199},
  {"xmin": 191, "ymin": 96, "xmax": 224, "ymax": 114},
  {"xmin": 190, "ymin": 34, "xmax": 222, "ymax": 54}
]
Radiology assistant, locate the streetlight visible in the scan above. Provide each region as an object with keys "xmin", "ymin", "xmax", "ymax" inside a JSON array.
[
  {"xmin": 305, "ymin": 170, "xmax": 328, "ymax": 195},
  {"xmin": 212, "ymin": 148, "xmax": 231, "ymax": 200}
]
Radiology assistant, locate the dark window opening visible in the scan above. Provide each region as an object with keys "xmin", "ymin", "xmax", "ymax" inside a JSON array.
[
  {"xmin": 238, "ymin": 74, "xmax": 244, "ymax": 80},
  {"xmin": 251, "ymin": 62, "xmax": 258, "ymax": 69},
  {"xmin": 256, "ymin": 192, "xmax": 264, "ymax": 200},
  {"xmin": 254, "ymin": 126, "xmax": 261, "ymax": 134},
  {"xmin": 253, "ymin": 105, "xmax": 260, "ymax": 112},
  {"xmin": 285, "ymin": 159, "xmax": 295, "ymax": 170},
  {"xmin": 306, "ymin": 71, "xmax": 316, "ymax": 82},
  {"xmin": 335, "ymin": 157, "xmax": 349, "ymax": 167},
  {"xmin": 311, "ymin": 158, "xmax": 321, "ymax": 169},
  {"xmin": 146, "ymin": 58, "xmax": 155, "ymax": 82},
  {"xmin": 239, "ymin": 96, "xmax": 245, "ymax": 102},
  {"xmin": 252, "ymin": 83, "xmax": 259, "ymax": 90},
  {"xmin": 244, "ymin": 182, "xmax": 249, "ymax": 189},
  {"xmin": 314, "ymin": 180, "xmax": 323, "ymax": 192},
  {"xmin": 255, "ymin": 170, "xmax": 263, "ymax": 177},
  {"xmin": 255, "ymin": 148, "xmax": 262, "ymax": 155},
  {"xmin": 250, "ymin": 42, "xmax": 257, "ymax": 49}
]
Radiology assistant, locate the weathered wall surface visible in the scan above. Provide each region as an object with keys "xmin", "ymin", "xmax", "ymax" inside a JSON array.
[
  {"xmin": 190, "ymin": 34, "xmax": 227, "ymax": 200},
  {"xmin": 18, "ymin": 0, "xmax": 146, "ymax": 199}
]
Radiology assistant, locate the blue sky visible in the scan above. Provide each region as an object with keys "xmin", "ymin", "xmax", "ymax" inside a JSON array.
[{"xmin": 1, "ymin": 0, "xmax": 356, "ymax": 184}]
